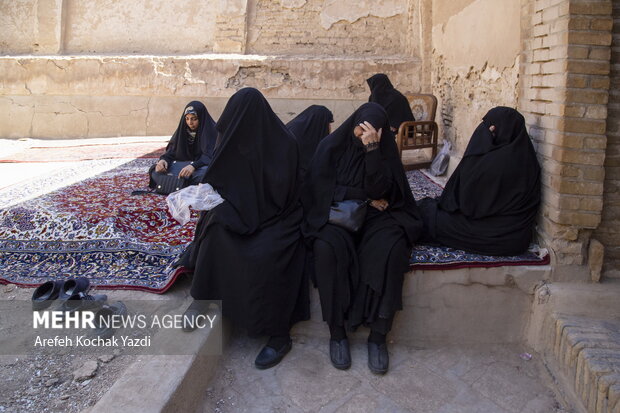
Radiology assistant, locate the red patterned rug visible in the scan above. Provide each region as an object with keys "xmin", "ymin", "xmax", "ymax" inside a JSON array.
[{"xmin": 0, "ymin": 158, "xmax": 195, "ymax": 293}]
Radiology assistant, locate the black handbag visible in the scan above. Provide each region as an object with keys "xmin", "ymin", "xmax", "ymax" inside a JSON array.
[
  {"xmin": 152, "ymin": 173, "xmax": 189, "ymax": 195},
  {"xmin": 328, "ymin": 199, "xmax": 367, "ymax": 232}
]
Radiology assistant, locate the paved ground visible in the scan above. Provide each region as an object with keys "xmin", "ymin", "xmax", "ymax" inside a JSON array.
[{"xmin": 200, "ymin": 331, "xmax": 571, "ymax": 413}]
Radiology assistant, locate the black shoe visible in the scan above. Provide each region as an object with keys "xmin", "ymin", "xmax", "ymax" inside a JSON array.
[
  {"xmin": 182, "ymin": 300, "xmax": 209, "ymax": 332},
  {"xmin": 93, "ymin": 301, "xmax": 128, "ymax": 339},
  {"xmin": 59, "ymin": 292, "xmax": 107, "ymax": 315},
  {"xmin": 329, "ymin": 338, "xmax": 351, "ymax": 370},
  {"xmin": 59, "ymin": 278, "xmax": 91, "ymax": 300},
  {"xmin": 254, "ymin": 339, "xmax": 292, "ymax": 370},
  {"xmin": 32, "ymin": 280, "xmax": 64, "ymax": 311},
  {"xmin": 368, "ymin": 341, "xmax": 389, "ymax": 375}
]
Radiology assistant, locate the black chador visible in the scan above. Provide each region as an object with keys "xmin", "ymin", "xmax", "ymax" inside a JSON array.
[
  {"xmin": 160, "ymin": 101, "xmax": 217, "ymax": 169},
  {"xmin": 186, "ymin": 88, "xmax": 308, "ymax": 369},
  {"xmin": 367, "ymin": 73, "xmax": 415, "ymax": 131},
  {"xmin": 286, "ymin": 105, "xmax": 333, "ymax": 177},
  {"xmin": 302, "ymin": 102, "xmax": 422, "ymax": 373},
  {"xmin": 418, "ymin": 106, "xmax": 541, "ymax": 256}
]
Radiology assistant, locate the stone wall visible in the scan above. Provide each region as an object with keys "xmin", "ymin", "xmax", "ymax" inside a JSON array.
[
  {"xmin": 593, "ymin": 1, "xmax": 620, "ymax": 279},
  {"xmin": 430, "ymin": 0, "xmax": 521, "ymax": 169},
  {"xmin": 520, "ymin": 0, "xmax": 612, "ymax": 279}
]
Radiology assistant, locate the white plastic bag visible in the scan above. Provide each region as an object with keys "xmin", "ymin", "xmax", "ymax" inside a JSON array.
[
  {"xmin": 429, "ymin": 141, "xmax": 451, "ymax": 176},
  {"xmin": 166, "ymin": 183, "xmax": 225, "ymax": 225}
]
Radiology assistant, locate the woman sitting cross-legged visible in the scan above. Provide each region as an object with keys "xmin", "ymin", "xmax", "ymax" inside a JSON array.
[
  {"xmin": 182, "ymin": 88, "xmax": 308, "ymax": 370},
  {"xmin": 302, "ymin": 102, "xmax": 423, "ymax": 374},
  {"xmin": 150, "ymin": 101, "xmax": 217, "ymax": 186},
  {"xmin": 417, "ymin": 106, "xmax": 541, "ymax": 256}
]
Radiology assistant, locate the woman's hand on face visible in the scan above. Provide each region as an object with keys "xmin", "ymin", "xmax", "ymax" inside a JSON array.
[
  {"xmin": 155, "ymin": 160, "xmax": 168, "ymax": 173},
  {"xmin": 179, "ymin": 164, "xmax": 196, "ymax": 179},
  {"xmin": 369, "ymin": 198, "xmax": 389, "ymax": 211},
  {"xmin": 358, "ymin": 121, "xmax": 382, "ymax": 145}
]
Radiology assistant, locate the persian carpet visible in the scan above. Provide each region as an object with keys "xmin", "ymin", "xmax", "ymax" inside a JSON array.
[
  {"xmin": 0, "ymin": 156, "xmax": 196, "ymax": 293},
  {"xmin": 406, "ymin": 170, "xmax": 550, "ymax": 269}
]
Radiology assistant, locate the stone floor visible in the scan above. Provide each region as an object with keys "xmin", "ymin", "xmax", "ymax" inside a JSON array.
[{"xmin": 200, "ymin": 332, "xmax": 571, "ymax": 413}]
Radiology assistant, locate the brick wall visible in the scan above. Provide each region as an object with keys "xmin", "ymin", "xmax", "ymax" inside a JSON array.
[
  {"xmin": 520, "ymin": 0, "xmax": 612, "ymax": 276},
  {"xmin": 593, "ymin": 1, "xmax": 620, "ymax": 279},
  {"xmin": 246, "ymin": 0, "xmax": 411, "ymax": 56}
]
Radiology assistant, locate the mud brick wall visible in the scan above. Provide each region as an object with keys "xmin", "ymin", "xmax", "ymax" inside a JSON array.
[
  {"xmin": 520, "ymin": 0, "xmax": 612, "ymax": 277},
  {"xmin": 593, "ymin": 1, "xmax": 620, "ymax": 279}
]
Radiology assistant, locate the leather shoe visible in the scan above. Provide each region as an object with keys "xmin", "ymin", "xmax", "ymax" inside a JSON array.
[
  {"xmin": 367, "ymin": 341, "xmax": 389, "ymax": 375},
  {"xmin": 32, "ymin": 280, "xmax": 64, "ymax": 311},
  {"xmin": 329, "ymin": 338, "xmax": 351, "ymax": 370},
  {"xmin": 59, "ymin": 277, "xmax": 91, "ymax": 300},
  {"xmin": 254, "ymin": 339, "xmax": 292, "ymax": 370},
  {"xmin": 93, "ymin": 301, "xmax": 128, "ymax": 339}
]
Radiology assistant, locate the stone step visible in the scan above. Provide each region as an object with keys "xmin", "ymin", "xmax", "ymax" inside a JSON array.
[
  {"xmin": 527, "ymin": 281, "xmax": 620, "ymax": 413},
  {"xmin": 550, "ymin": 315, "xmax": 620, "ymax": 413}
]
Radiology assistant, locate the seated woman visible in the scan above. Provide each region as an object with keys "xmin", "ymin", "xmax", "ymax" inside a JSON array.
[
  {"xmin": 286, "ymin": 105, "xmax": 334, "ymax": 177},
  {"xmin": 151, "ymin": 101, "xmax": 217, "ymax": 186},
  {"xmin": 367, "ymin": 73, "xmax": 415, "ymax": 132},
  {"xmin": 303, "ymin": 103, "xmax": 423, "ymax": 374},
  {"xmin": 418, "ymin": 106, "xmax": 541, "ymax": 256},
  {"xmin": 183, "ymin": 88, "xmax": 308, "ymax": 370}
]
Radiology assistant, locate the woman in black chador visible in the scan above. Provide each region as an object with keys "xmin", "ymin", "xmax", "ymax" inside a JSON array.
[
  {"xmin": 151, "ymin": 101, "xmax": 217, "ymax": 185},
  {"xmin": 184, "ymin": 88, "xmax": 308, "ymax": 369},
  {"xmin": 286, "ymin": 105, "xmax": 334, "ymax": 177},
  {"xmin": 303, "ymin": 102, "xmax": 423, "ymax": 374},
  {"xmin": 418, "ymin": 106, "xmax": 541, "ymax": 256},
  {"xmin": 367, "ymin": 73, "xmax": 415, "ymax": 132}
]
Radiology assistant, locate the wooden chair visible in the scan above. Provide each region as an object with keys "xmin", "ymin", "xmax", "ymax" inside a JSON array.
[{"xmin": 396, "ymin": 93, "xmax": 439, "ymax": 170}]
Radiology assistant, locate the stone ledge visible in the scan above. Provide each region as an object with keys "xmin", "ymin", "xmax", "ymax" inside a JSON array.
[
  {"xmin": 294, "ymin": 264, "xmax": 551, "ymax": 346},
  {"xmin": 86, "ymin": 317, "xmax": 228, "ymax": 413}
]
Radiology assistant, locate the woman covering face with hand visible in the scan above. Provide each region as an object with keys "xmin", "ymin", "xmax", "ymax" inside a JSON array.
[{"xmin": 302, "ymin": 102, "xmax": 423, "ymax": 375}]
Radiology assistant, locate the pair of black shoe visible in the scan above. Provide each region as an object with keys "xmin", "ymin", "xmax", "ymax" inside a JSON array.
[
  {"xmin": 32, "ymin": 278, "xmax": 126, "ymax": 338},
  {"xmin": 329, "ymin": 338, "xmax": 389, "ymax": 374},
  {"xmin": 32, "ymin": 278, "xmax": 103, "ymax": 311}
]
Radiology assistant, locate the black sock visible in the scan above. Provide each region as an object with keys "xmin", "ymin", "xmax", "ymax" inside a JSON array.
[
  {"xmin": 368, "ymin": 330, "xmax": 386, "ymax": 344},
  {"xmin": 329, "ymin": 324, "xmax": 347, "ymax": 341},
  {"xmin": 267, "ymin": 334, "xmax": 290, "ymax": 350}
]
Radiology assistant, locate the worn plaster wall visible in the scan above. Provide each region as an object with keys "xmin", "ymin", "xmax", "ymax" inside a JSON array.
[
  {"xmin": 246, "ymin": 0, "xmax": 415, "ymax": 56},
  {"xmin": 62, "ymin": 0, "xmax": 218, "ymax": 54},
  {"xmin": 0, "ymin": 0, "xmax": 63, "ymax": 55},
  {"xmin": 430, "ymin": 0, "xmax": 521, "ymax": 164},
  {"xmin": 593, "ymin": 1, "xmax": 620, "ymax": 279}
]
